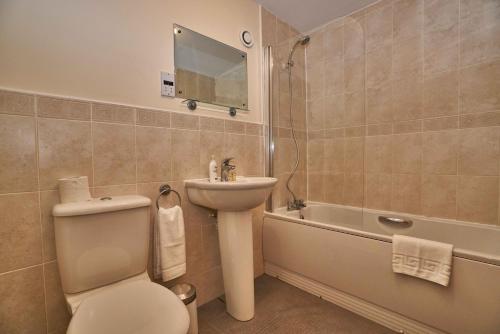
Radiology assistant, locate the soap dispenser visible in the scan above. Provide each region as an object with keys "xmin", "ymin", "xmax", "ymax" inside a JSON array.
[{"xmin": 209, "ymin": 155, "xmax": 217, "ymax": 183}]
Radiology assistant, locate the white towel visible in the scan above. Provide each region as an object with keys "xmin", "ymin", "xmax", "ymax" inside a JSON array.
[
  {"xmin": 154, "ymin": 205, "xmax": 186, "ymax": 281},
  {"xmin": 392, "ymin": 235, "xmax": 453, "ymax": 286}
]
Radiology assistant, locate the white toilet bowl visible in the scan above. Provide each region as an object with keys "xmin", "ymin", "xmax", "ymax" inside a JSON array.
[{"xmin": 67, "ymin": 280, "xmax": 190, "ymax": 334}]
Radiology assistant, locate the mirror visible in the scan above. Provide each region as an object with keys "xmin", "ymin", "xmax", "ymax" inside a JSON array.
[{"xmin": 174, "ymin": 24, "xmax": 248, "ymax": 110}]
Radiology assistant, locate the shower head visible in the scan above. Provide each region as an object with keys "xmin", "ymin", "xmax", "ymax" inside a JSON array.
[
  {"xmin": 299, "ymin": 35, "xmax": 310, "ymax": 45},
  {"xmin": 287, "ymin": 35, "xmax": 310, "ymax": 68}
]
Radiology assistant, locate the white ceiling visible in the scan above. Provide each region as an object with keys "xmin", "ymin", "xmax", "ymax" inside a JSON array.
[{"xmin": 256, "ymin": 0, "xmax": 379, "ymax": 32}]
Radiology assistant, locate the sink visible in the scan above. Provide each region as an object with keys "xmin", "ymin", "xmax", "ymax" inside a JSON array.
[
  {"xmin": 184, "ymin": 177, "xmax": 277, "ymax": 211},
  {"xmin": 185, "ymin": 176, "xmax": 277, "ymax": 321}
]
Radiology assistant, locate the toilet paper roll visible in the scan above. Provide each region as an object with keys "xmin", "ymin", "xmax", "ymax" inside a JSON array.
[{"xmin": 58, "ymin": 176, "xmax": 92, "ymax": 203}]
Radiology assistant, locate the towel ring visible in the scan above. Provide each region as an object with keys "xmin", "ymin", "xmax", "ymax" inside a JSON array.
[{"xmin": 156, "ymin": 184, "xmax": 182, "ymax": 209}]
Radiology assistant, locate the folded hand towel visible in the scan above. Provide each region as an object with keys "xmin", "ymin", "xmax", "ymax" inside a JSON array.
[
  {"xmin": 154, "ymin": 205, "xmax": 186, "ymax": 281},
  {"xmin": 392, "ymin": 235, "xmax": 453, "ymax": 286}
]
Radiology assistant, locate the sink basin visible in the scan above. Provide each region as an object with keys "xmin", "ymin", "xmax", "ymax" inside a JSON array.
[
  {"xmin": 184, "ymin": 176, "xmax": 277, "ymax": 321},
  {"xmin": 185, "ymin": 177, "xmax": 277, "ymax": 211}
]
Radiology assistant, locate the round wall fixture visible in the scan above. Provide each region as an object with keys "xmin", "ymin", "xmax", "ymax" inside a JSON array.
[{"xmin": 239, "ymin": 30, "xmax": 253, "ymax": 48}]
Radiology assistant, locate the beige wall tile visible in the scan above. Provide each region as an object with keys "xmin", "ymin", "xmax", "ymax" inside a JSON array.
[
  {"xmin": 460, "ymin": 111, "xmax": 500, "ymax": 128},
  {"xmin": 200, "ymin": 116, "xmax": 225, "ymax": 132},
  {"xmin": 366, "ymin": 83, "xmax": 393, "ymax": 124},
  {"xmin": 460, "ymin": 59, "xmax": 500, "ymax": 114},
  {"xmin": 423, "ymin": 70, "xmax": 459, "ymax": 118},
  {"xmin": 44, "ymin": 262, "xmax": 70, "ymax": 333},
  {"xmin": 0, "ymin": 266, "xmax": 46, "ymax": 334},
  {"xmin": 460, "ymin": 0, "xmax": 500, "ymax": 33},
  {"xmin": 136, "ymin": 109, "xmax": 170, "ymax": 127},
  {"xmin": 343, "ymin": 18, "xmax": 365, "ymax": 60},
  {"xmin": 246, "ymin": 123, "xmax": 263, "ymax": 136},
  {"xmin": 92, "ymin": 103, "xmax": 135, "ymax": 124},
  {"xmin": 200, "ymin": 223, "xmax": 221, "ymax": 272},
  {"xmin": 325, "ymin": 58, "xmax": 344, "ymax": 96},
  {"xmin": 171, "ymin": 113, "xmax": 199, "ymax": 130},
  {"xmin": 324, "ymin": 93, "xmax": 345, "ymax": 129},
  {"xmin": 0, "ymin": 115, "xmax": 37, "ymax": 193},
  {"xmin": 306, "ymin": 61, "xmax": 325, "ymax": 100},
  {"xmin": 393, "ymin": 36, "xmax": 423, "ymax": 80},
  {"xmin": 92, "ymin": 123, "xmax": 136, "ymax": 186},
  {"xmin": 343, "ymin": 173, "xmax": 364, "ymax": 207},
  {"xmin": 424, "ymin": 23, "xmax": 459, "ymax": 75},
  {"xmin": 393, "ymin": 0, "xmax": 423, "ymax": 42},
  {"xmin": 424, "ymin": 0, "xmax": 459, "ymax": 34},
  {"xmin": 261, "ymin": 8, "xmax": 277, "ymax": 47},
  {"xmin": 0, "ymin": 90, "xmax": 34, "ymax": 116},
  {"xmin": 344, "ymin": 55, "xmax": 365, "ymax": 93},
  {"xmin": 308, "ymin": 172, "xmax": 325, "ymax": 202},
  {"xmin": 460, "ymin": 19, "xmax": 500, "ymax": 67},
  {"xmin": 324, "ymin": 22, "xmax": 344, "ymax": 62},
  {"xmin": 367, "ymin": 123, "xmax": 393, "ymax": 136},
  {"xmin": 393, "ymin": 119, "xmax": 422, "ymax": 134},
  {"xmin": 91, "ymin": 184, "xmax": 137, "ymax": 198},
  {"xmin": 224, "ymin": 120, "xmax": 246, "ymax": 134},
  {"xmin": 307, "ymin": 138, "xmax": 324, "ymax": 172},
  {"xmin": 307, "ymin": 98, "xmax": 324, "ymax": 131},
  {"xmin": 422, "ymin": 130, "xmax": 458, "ymax": 174},
  {"xmin": 365, "ymin": 135, "xmax": 393, "ymax": 173},
  {"xmin": 307, "ymin": 28, "xmax": 325, "ymax": 64},
  {"xmin": 421, "ymin": 174, "xmax": 457, "ymax": 219},
  {"xmin": 423, "ymin": 115, "xmax": 458, "ymax": 131},
  {"xmin": 344, "ymin": 90, "xmax": 365, "ymax": 126},
  {"xmin": 366, "ymin": 45, "xmax": 393, "ymax": 88},
  {"xmin": 392, "ymin": 174, "xmax": 422, "ymax": 214},
  {"xmin": 392, "ymin": 75, "xmax": 423, "ymax": 121},
  {"xmin": 344, "ymin": 137, "xmax": 365, "ymax": 175},
  {"xmin": 136, "ymin": 126, "xmax": 171, "ymax": 182},
  {"xmin": 171, "ymin": 129, "xmax": 201, "ymax": 180},
  {"xmin": 224, "ymin": 133, "xmax": 247, "ymax": 175},
  {"xmin": 38, "ymin": 118, "xmax": 92, "ymax": 190},
  {"xmin": 324, "ymin": 137, "xmax": 345, "ymax": 173},
  {"xmin": 245, "ymin": 135, "xmax": 264, "ymax": 176},
  {"xmin": 457, "ymin": 176, "xmax": 499, "ymax": 224},
  {"xmin": 458, "ymin": 127, "xmax": 500, "ymax": 176},
  {"xmin": 0, "ymin": 193, "xmax": 41, "ymax": 273},
  {"xmin": 40, "ymin": 190, "xmax": 59, "ymax": 262},
  {"xmin": 324, "ymin": 173, "xmax": 344, "ymax": 204},
  {"xmin": 365, "ymin": 173, "xmax": 392, "ymax": 210},
  {"xmin": 38, "ymin": 96, "xmax": 90, "ymax": 121},
  {"xmin": 200, "ymin": 130, "xmax": 225, "ymax": 174},
  {"xmin": 392, "ymin": 133, "xmax": 422, "ymax": 174},
  {"xmin": 365, "ymin": 3, "xmax": 393, "ymax": 52}
]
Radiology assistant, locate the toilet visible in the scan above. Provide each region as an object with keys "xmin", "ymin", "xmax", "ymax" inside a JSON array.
[{"xmin": 53, "ymin": 195, "xmax": 190, "ymax": 334}]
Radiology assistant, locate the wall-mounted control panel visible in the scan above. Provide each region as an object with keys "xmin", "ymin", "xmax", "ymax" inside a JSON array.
[{"xmin": 160, "ymin": 72, "xmax": 175, "ymax": 97}]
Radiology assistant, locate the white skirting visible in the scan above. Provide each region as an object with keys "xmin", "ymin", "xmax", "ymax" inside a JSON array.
[{"xmin": 265, "ymin": 262, "xmax": 446, "ymax": 334}]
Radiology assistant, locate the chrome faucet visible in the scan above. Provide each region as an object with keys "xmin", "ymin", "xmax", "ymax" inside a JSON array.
[
  {"xmin": 287, "ymin": 198, "xmax": 306, "ymax": 211},
  {"xmin": 221, "ymin": 157, "xmax": 235, "ymax": 182}
]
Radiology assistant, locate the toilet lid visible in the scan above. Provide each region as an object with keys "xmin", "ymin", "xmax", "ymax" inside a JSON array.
[{"xmin": 67, "ymin": 280, "xmax": 190, "ymax": 334}]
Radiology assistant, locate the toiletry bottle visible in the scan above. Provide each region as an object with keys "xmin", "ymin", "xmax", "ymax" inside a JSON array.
[{"xmin": 209, "ymin": 155, "xmax": 217, "ymax": 183}]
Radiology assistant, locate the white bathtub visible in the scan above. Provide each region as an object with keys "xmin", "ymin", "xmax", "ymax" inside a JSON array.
[{"xmin": 263, "ymin": 203, "xmax": 500, "ymax": 334}]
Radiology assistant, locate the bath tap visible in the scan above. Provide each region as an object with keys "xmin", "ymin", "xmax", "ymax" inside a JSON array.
[
  {"xmin": 287, "ymin": 198, "xmax": 306, "ymax": 211},
  {"xmin": 220, "ymin": 157, "xmax": 235, "ymax": 182}
]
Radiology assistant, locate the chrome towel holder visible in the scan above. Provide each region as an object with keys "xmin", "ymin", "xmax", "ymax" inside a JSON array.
[{"xmin": 156, "ymin": 184, "xmax": 182, "ymax": 209}]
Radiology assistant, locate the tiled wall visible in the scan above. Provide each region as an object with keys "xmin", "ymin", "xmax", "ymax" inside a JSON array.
[
  {"xmin": 305, "ymin": 0, "xmax": 500, "ymax": 225},
  {"xmin": 261, "ymin": 8, "xmax": 308, "ymax": 209},
  {"xmin": 0, "ymin": 89, "xmax": 265, "ymax": 334}
]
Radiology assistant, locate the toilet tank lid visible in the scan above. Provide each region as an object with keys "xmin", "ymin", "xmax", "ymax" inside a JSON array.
[{"xmin": 53, "ymin": 195, "xmax": 151, "ymax": 217}]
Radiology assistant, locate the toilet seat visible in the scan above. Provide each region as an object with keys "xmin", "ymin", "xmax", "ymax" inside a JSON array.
[{"xmin": 67, "ymin": 280, "xmax": 190, "ymax": 334}]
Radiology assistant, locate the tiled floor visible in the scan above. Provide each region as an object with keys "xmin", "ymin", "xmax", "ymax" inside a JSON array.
[{"xmin": 198, "ymin": 275, "xmax": 394, "ymax": 334}]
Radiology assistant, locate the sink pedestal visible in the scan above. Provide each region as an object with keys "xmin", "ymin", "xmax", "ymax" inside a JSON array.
[{"xmin": 217, "ymin": 211, "xmax": 254, "ymax": 321}]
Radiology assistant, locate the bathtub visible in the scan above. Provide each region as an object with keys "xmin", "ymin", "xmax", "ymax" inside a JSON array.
[{"xmin": 263, "ymin": 203, "xmax": 500, "ymax": 334}]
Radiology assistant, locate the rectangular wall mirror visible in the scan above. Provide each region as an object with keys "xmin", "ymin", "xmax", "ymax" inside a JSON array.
[{"xmin": 174, "ymin": 24, "xmax": 248, "ymax": 110}]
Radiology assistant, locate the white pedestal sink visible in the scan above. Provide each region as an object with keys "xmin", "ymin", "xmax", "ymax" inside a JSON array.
[{"xmin": 184, "ymin": 177, "xmax": 277, "ymax": 321}]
